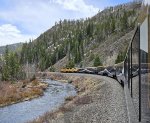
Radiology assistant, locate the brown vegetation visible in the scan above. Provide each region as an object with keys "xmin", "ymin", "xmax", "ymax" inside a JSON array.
[
  {"xmin": 65, "ymin": 96, "xmax": 76, "ymax": 101},
  {"xmin": 29, "ymin": 106, "xmax": 73, "ymax": 123},
  {"xmin": 29, "ymin": 72, "xmax": 98, "ymax": 123},
  {"xmin": 0, "ymin": 79, "xmax": 48, "ymax": 107}
]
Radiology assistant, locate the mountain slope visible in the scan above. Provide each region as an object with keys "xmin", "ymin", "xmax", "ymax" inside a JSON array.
[
  {"xmin": 0, "ymin": 43, "xmax": 23, "ymax": 55},
  {"xmin": 20, "ymin": 1, "xmax": 142, "ymax": 71}
]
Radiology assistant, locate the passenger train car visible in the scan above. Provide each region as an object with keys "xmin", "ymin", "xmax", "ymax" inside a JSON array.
[{"xmin": 60, "ymin": 62, "xmax": 125, "ymax": 86}]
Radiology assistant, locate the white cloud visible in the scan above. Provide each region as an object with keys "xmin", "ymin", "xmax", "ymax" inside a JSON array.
[
  {"xmin": 0, "ymin": 0, "xmax": 99, "ymax": 35},
  {"xmin": 0, "ymin": 24, "xmax": 36, "ymax": 46},
  {"xmin": 0, "ymin": 24, "xmax": 20, "ymax": 37},
  {"xmin": 54, "ymin": 0, "xmax": 99, "ymax": 16},
  {"xmin": 0, "ymin": 0, "xmax": 99, "ymax": 46},
  {"xmin": 0, "ymin": 0, "xmax": 57, "ymax": 35}
]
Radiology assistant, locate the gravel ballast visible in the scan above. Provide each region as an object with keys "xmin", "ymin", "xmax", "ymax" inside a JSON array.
[{"xmin": 32, "ymin": 73, "xmax": 128, "ymax": 123}]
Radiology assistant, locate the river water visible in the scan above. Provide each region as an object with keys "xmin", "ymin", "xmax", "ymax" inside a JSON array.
[{"xmin": 0, "ymin": 79, "xmax": 76, "ymax": 123}]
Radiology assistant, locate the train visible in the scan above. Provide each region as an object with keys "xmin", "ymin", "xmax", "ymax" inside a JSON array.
[
  {"xmin": 60, "ymin": 62, "xmax": 150, "ymax": 87},
  {"xmin": 60, "ymin": 62, "xmax": 125, "ymax": 86},
  {"xmin": 60, "ymin": 68, "xmax": 79, "ymax": 73}
]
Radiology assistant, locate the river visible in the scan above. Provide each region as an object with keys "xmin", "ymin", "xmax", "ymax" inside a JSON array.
[{"xmin": 0, "ymin": 79, "xmax": 76, "ymax": 123}]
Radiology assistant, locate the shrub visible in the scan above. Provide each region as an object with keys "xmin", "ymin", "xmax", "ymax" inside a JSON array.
[
  {"xmin": 66, "ymin": 60, "xmax": 75, "ymax": 68},
  {"xmin": 32, "ymin": 88, "xmax": 43, "ymax": 96},
  {"xmin": 48, "ymin": 66, "xmax": 55, "ymax": 72},
  {"xmin": 115, "ymin": 51, "xmax": 126, "ymax": 64},
  {"xmin": 32, "ymin": 80, "xmax": 39, "ymax": 86},
  {"xmin": 93, "ymin": 55, "xmax": 102, "ymax": 67}
]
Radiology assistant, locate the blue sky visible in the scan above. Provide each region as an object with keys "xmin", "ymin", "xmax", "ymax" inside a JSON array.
[{"xmin": 0, "ymin": 0, "xmax": 137, "ymax": 46}]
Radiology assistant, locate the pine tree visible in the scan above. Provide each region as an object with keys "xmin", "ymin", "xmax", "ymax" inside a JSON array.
[
  {"xmin": 1, "ymin": 47, "xmax": 23, "ymax": 81},
  {"xmin": 94, "ymin": 56, "xmax": 102, "ymax": 67},
  {"xmin": 66, "ymin": 60, "xmax": 75, "ymax": 68},
  {"xmin": 120, "ymin": 11, "xmax": 128, "ymax": 31},
  {"xmin": 115, "ymin": 52, "xmax": 126, "ymax": 64}
]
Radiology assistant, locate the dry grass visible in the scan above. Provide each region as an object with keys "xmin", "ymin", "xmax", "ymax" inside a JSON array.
[
  {"xmin": 46, "ymin": 73, "xmax": 67, "ymax": 81},
  {"xmin": 0, "ymin": 79, "xmax": 48, "ymax": 107},
  {"xmin": 28, "ymin": 105, "xmax": 72, "ymax": 123},
  {"xmin": 31, "ymin": 80, "xmax": 39, "ymax": 86},
  {"xmin": 29, "ymin": 111, "xmax": 57, "ymax": 123},
  {"xmin": 28, "ymin": 73, "xmax": 96, "ymax": 123},
  {"xmin": 65, "ymin": 96, "xmax": 76, "ymax": 101}
]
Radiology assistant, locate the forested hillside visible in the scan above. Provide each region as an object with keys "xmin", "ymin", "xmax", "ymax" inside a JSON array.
[{"xmin": 13, "ymin": 2, "xmax": 142, "ymax": 71}]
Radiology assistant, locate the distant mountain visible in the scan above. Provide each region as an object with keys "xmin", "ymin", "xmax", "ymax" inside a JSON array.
[
  {"xmin": 0, "ymin": 43, "xmax": 23, "ymax": 55},
  {"xmin": 20, "ymin": 1, "xmax": 142, "ymax": 71}
]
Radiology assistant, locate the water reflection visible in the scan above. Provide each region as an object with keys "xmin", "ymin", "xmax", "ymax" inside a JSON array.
[
  {"xmin": 124, "ymin": 16, "xmax": 150, "ymax": 121},
  {"xmin": 140, "ymin": 17, "xmax": 150, "ymax": 121}
]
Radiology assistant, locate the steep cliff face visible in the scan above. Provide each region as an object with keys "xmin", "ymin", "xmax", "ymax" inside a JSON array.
[{"xmin": 19, "ymin": 1, "xmax": 142, "ymax": 71}]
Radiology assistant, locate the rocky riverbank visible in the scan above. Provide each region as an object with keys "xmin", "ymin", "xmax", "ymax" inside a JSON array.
[
  {"xmin": 0, "ymin": 79, "xmax": 48, "ymax": 107},
  {"xmin": 30, "ymin": 72, "xmax": 128, "ymax": 123}
]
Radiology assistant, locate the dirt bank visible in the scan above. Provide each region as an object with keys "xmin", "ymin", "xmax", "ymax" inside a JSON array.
[
  {"xmin": 0, "ymin": 79, "xmax": 48, "ymax": 107},
  {"xmin": 30, "ymin": 72, "xmax": 128, "ymax": 123}
]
